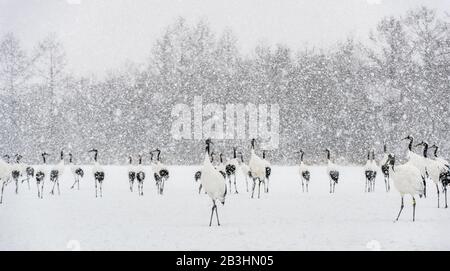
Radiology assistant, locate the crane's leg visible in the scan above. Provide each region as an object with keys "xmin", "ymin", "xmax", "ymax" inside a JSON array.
[
  {"xmin": 387, "ymin": 177, "xmax": 390, "ymax": 192},
  {"xmin": 329, "ymin": 178, "xmax": 332, "ymax": 193},
  {"xmin": 444, "ymin": 187, "xmax": 448, "ymax": 208},
  {"xmin": 209, "ymin": 201, "xmax": 216, "ymax": 227},
  {"xmin": 306, "ymin": 180, "xmax": 309, "ymax": 193},
  {"xmin": 245, "ymin": 176, "xmax": 248, "ymax": 192},
  {"xmin": 395, "ymin": 196, "xmax": 404, "ymax": 222},
  {"xmin": 251, "ymin": 179, "xmax": 256, "ymax": 198},
  {"xmin": 50, "ymin": 181, "xmax": 56, "ymax": 195},
  {"xmin": 233, "ymin": 175, "xmax": 238, "ymax": 194},
  {"xmin": 198, "ymin": 183, "xmax": 202, "ymax": 194},
  {"xmin": 0, "ymin": 181, "xmax": 5, "ymax": 204},
  {"xmin": 57, "ymin": 180, "xmax": 60, "ymax": 195},
  {"xmin": 77, "ymin": 177, "xmax": 80, "ymax": 190},
  {"xmin": 36, "ymin": 182, "xmax": 40, "ymax": 198},
  {"xmin": 228, "ymin": 178, "xmax": 232, "ymax": 193},
  {"xmin": 14, "ymin": 178, "xmax": 18, "ymax": 194},
  {"xmin": 215, "ymin": 203, "xmax": 220, "ymax": 226},
  {"xmin": 412, "ymin": 196, "xmax": 416, "ymax": 222},
  {"xmin": 302, "ymin": 178, "xmax": 304, "ymax": 193},
  {"xmin": 258, "ymin": 179, "xmax": 261, "ymax": 199},
  {"xmin": 436, "ymin": 184, "xmax": 440, "ymax": 208},
  {"xmin": 100, "ymin": 182, "xmax": 103, "ymax": 197},
  {"xmin": 95, "ymin": 180, "xmax": 98, "ymax": 198},
  {"xmin": 71, "ymin": 177, "xmax": 77, "ymax": 189},
  {"xmin": 365, "ymin": 178, "xmax": 368, "ymax": 193}
]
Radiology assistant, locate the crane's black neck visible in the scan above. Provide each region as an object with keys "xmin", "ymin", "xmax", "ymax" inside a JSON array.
[
  {"xmin": 300, "ymin": 152, "xmax": 304, "ymax": 162},
  {"xmin": 233, "ymin": 148, "xmax": 237, "ymax": 159},
  {"xmin": 69, "ymin": 154, "xmax": 73, "ymax": 163},
  {"xmin": 383, "ymin": 144, "xmax": 387, "ymax": 153},
  {"xmin": 326, "ymin": 150, "xmax": 331, "ymax": 161},
  {"xmin": 138, "ymin": 156, "xmax": 142, "ymax": 165},
  {"xmin": 239, "ymin": 153, "xmax": 244, "ymax": 163},
  {"xmin": 433, "ymin": 146, "xmax": 439, "ymax": 158},
  {"xmin": 129, "ymin": 156, "xmax": 132, "ymax": 164},
  {"xmin": 422, "ymin": 143, "xmax": 428, "ymax": 158},
  {"xmin": 407, "ymin": 137, "xmax": 413, "ymax": 151}
]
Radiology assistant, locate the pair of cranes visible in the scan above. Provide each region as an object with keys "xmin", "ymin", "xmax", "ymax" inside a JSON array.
[
  {"xmin": 127, "ymin": 149, "xmax": 170, "ymax": 196},
  {"xmin": 198, "ymin": 138, "xmax": 272, "ymax": 226}
]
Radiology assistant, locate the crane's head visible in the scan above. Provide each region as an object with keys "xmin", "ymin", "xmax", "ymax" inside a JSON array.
[
  {"xmin": 403, "ymin": 135, "xmax": 413, "ymax": 141},
  {"xmin": 88, "ymin": 149, "xmax": 98, "ymax": 161},
  {"xmin": 41, "ymin": 152, "xmax": 49, "ymax": 163},
  {"xmin": 149, "ymin": 151, "xmax": 153, "ymax": 161},
  {"xmin": 430, "ymin": 144, "xmax": 439, "ymax": 157}
]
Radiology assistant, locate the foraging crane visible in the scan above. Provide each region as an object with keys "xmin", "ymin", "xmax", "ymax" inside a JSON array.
[
  {"xmin": 89, "ymin": 149, "xmax": 104, "ymax": 198},
  {"xmin": 384, "ymin": 154, "xmax": 425, "ymax": 222},
  {"xmin": 68, "ymin": 153, "xmax": 84, "ymax": 190},
  {"xmin": 325, "ymin": 149, "xmax": 339, "ymax": 193},
  {"xmin": 136, "ymin": 154, "xmax": 146, "ymax": 196},
  {"xmin": 380, "ymin": 144, "xmax": 390, "ymax": 192},
  {"xmin": 225, "ymin": 147, "xmax": 239, "ymax": 194},
  {"xmin": 298, "ymin": 150, "xmax": 311, "ymax": 193},
  {"xmin": 249, "ymin": 138, "xmax": 267, "ymax": 199},
  {"xmin": 127, "ymin": 156, "xmax": 136, "ymax": 192},
  {"xmin": 262, "ymin": 150, "xmax": 272, "ymax": 193},
  {"xmin": 50, "ymin": 150, "xmax": 65, "ymax": 195},
  {"xmin": 35, "ymin": 153, "xmax": 49, "ymax": 199},
  {"xmin": 238, "ymin": 152, "xmax": 250, "ymax": 192},
  {"xmin": 200, "ymin": 139, "xmax": 226, "ymax": 226}
]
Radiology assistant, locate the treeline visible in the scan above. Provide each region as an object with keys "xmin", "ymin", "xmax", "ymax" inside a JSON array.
[{"xmin": 0, "ymin": 7, "xmax": 449, "ymax": 165}]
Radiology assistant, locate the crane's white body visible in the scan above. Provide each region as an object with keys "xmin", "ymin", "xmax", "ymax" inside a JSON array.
[
  {"xmin": 200, "ymin": 153, "xmax": 226, "ymax": 204},
  {"xmin": 298, "ymin": 161, "xmax": 309, "ymax": 176},
  {"xmin": 390, "ymin": 163, "xmax": 425, "ymax": 197},
  {"xmin": 0, "ymin": 159, "xmax": 10, "ymax": 181},
  {"xmin": 406, "ymin": 150, "xmax": 428, "ymax": 177},
  {"xmin": 249, "ymin": 149, "xmax": 266, "ymax": 180},
  {"xmin": 52, "ymin": 160, "xmax": 66, "ymax": 175}
]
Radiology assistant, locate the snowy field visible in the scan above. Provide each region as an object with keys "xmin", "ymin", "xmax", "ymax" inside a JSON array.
[{"xmin": 0, "ymin": 165, "xmax": 449, "ymax": 251}]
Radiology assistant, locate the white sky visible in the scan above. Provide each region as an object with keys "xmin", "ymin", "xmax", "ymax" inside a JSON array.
[{"xmin": 1, "ymin": 0, "xmax": 448, "ymax": 77}]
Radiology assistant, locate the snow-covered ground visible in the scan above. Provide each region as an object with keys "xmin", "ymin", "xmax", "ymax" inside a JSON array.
[{"xmin": 0, "ymin": 165, "xmax": 449, "ymax": 251}]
